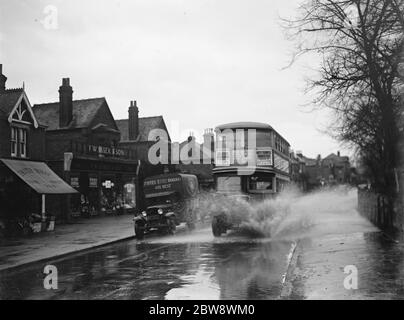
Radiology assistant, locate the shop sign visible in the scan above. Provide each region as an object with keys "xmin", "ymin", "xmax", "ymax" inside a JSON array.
[
  {"xmin": 144, "ymin": 176, "xmax": 182, "ymax": 193},
  {"xmin": 87, "ymin": 145, "xmax": 127, "ymax": 158},
  {"xmin": 274, "ymin": 153, "xmax": 289, "ymax": 173},
  {"xmin": 71, "ymin": 159, "xmax": 137, "ymax": 173},
  {"xmin": 89, "ymin": 177, "xmax": 98, "ymax": 188},
  {"xmin": 70, "ymin": 176, "xmax": 79, "ymax": 188},
  {"xmin": 102, "ymin": 180, "xmax": 114, "ymax": 189},
  {"xmin": 256, "ymin": 148, "xmax": 273, "ymax": 166}
]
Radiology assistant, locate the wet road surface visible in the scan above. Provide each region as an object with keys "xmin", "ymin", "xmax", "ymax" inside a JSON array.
[
  {"xmin": 288, "ymin": 231, "xmax": 404, "ymax": 300},
  {"xmin": 2, "ymin": 189, "xmax": 403, "ymax": 300},
  {"xmin": 0, "ymin": 228, "xmax": 294, "ymax": 300}
]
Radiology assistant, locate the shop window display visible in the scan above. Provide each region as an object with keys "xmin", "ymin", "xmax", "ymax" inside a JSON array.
[
  {"xmin": 123, "ymin": 183, "xmax": 136, "ymax": 213},
  {"xmin": 100, "ymin": 179, "xmax": 116, "ymax": 214}
]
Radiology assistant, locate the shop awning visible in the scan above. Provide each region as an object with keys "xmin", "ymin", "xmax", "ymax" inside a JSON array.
[{"xmin": 0, "ymin": 159, "xmax": 78, "ymax": 194}]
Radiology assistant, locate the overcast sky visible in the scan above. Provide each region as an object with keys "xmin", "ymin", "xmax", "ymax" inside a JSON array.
[{"xmin": 0, "ymin": 0, "xmax": 350, "ymax": 158}]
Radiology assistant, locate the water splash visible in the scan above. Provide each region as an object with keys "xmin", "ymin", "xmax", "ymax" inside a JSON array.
[{"xmin": 195, "ymin": 185, "xmax": 376, "ymax": 240}]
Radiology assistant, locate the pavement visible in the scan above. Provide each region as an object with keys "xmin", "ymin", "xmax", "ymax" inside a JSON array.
[
  {"xmin": 0, "ymin": 215, "xmax": 135, "ymax": 272},
  {"xmin": 283, "ymin": 231, "xmax": 404, "ymax": 299}
]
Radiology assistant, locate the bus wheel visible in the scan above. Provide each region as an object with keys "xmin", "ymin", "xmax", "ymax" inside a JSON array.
[
  {"xmin": 212, "ymin": 216, "xmax": 223, "ymax": 237},
  {"xmin": 134, "ymin": 223, "xmax": 145, "ymax": 240}
]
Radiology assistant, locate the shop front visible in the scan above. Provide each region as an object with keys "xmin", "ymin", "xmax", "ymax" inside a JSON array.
[
  {"xmin": 0, "ymin": 158, "xmax": 78, "ymax": 235},
  {"xmin": 63, "ymin": 156, "xmax": 138, "ymax": 218}
]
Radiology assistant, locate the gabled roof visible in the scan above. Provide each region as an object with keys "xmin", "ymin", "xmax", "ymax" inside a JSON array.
[
  {"xmin": 116, "ymin": 116, "xmax": 170, "ymax": 142},
  {"xmin": 33, "ymin": 98, "xmax": 108, "ymax": 130},
  {"xmin": 177, "ymin": 138, "xmax": 213, "ymax": 160},
  {"xmin": 0, "ymin": 88, "xmax": 24, "ymax": 116},
  {"xmin": 91, "ymin": 123, "xmax": 120, "ymax": 133},
  {"xmin": 300, "ymin": 156, "xmax": 318, "ymax": 166},
  {"xmin": 0, "ymin": 88, "xmax": 39, "ymax": 128},
  {"xmin": 323, "ymin": 153, "xmax": 349, "ymax": 163}
]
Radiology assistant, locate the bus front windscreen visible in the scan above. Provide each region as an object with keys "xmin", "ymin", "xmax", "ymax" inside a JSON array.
[
  {"xmin": 216, "ymin": 176, "xmax": 242, "ymax": 192},
  {"xmin": 248, "ymin": 175, "xmax": 273, "ymax": 191}
]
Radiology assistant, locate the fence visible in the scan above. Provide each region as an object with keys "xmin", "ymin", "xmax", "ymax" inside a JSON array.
[{"xmin": 358, "ymin": 187, "xmax": 403, "ymax": 232}]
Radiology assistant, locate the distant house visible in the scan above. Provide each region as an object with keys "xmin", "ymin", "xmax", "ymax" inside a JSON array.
[
  {"xmin": 296, "ymin": 151, "xmax": 351, "ymax": 190},
  {"xmin": 322, "ymin": 152, "xmax": 351, "ymax": 184},
  {"xmin": 290, "ymin": 151, "xmax": 308, "ymax": 191},
  {"xmin": 174, "ymin": 130, "xmax": 215, "ymax": 190},
  {"xmin": 115, "ymin": 101, "xmax": 171, "ymax": 163}
]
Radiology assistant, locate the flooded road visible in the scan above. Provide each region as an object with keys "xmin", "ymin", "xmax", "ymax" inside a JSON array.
[
  {"xmin": 2, "ymin": 187, "xmax": 403, "ymax": 300},
  {"xmin": 0, "ymin": 228, "xmax": 294, "ymax": 300}
]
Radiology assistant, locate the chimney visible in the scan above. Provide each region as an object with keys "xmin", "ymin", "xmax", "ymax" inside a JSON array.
[
  {"xmin": 203, "ymin": 128, "xmax": 215, "ymax": 159},
  {"xmin": 59, "ymin": 78, "xmax": 73, "ymax": 127},
  {"xmin": 0, "ymin": 64, "xmax": 7, "ymax": 92},
  {"xmin": 128, "ymin": 100, "xmax": 139, "ymax": 141},
  {"xmin": 316, "ymin": 154, "xmax": 322, "ymax": 165},
  {"xmin": 187, "ymin": 132, "xmax": 195, "ymax": 142},
  {"xmin": 337, "ymin": 151, "xmax": 341, "ymax": 157}
]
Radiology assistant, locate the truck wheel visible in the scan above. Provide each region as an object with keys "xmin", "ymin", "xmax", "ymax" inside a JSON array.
[
  {"xmin": 134, "ymin": 223, "xmax": 145, "ymax": 240},
  {"xmin": 186, "ymin": 221, "xmax": 196, "ymax": 231},
  {"xmin": 167, "ymin": 218, "xmax": 176, "ymax": 235},
  {"xmin": 212, "ymin": 216, "xmax": 223, "ymax": 237}
]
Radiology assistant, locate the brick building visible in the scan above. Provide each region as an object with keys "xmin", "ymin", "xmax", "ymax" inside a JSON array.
[
  {"xmin": 0, "ymin": 65, "xmax": 76, "ymax": 223},
  {"xmin": 116, "ymin": 100, "xmax": 171, "ymax": 162},
  {"xmin": 290, "ymin": 151, "xmax": 308, "ymax": 191},
  {"xmin": 173, "ymin": 130, "xmax": 215, "ymax": 190},
  {"xmin": 115, "ymin": 100, "xmax": 172, "ymax": 210},
  {"xmin": 33, "ymin": 78, "xmax": 138, "ymax": 220},
  {"xmin": 298, "ymin": 151, "xmax": 351, "ymax": 190}
]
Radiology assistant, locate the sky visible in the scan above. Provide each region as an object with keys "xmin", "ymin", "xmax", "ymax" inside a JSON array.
[{"xmin": 0, "ymin": 0, "xmax": 351, "ymax": 159}]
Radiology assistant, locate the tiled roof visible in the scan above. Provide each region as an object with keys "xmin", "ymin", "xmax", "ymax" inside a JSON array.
[
  {"xmin": 116, "ymin": 116, "xmax": 167, "ymax": 142},
  {"xmin": 0, "ymin": 88, "xmax": 24, "ymax": 116},
  {"xmin": 301, "ymin": 156, "xmax": 317, "ymax": 166},
  {"xmin": 33, "ymin": 98, "xmax": 106, "ymax": 130},
  {"xmin": 178, "ymin": 139, "xmax": 213, "ymax": 160},
  {"xmin": 323, "ymin": 153, "xmax": 349, "ymax": 163}
]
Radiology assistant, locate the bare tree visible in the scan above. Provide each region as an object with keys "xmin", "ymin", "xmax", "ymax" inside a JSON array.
[{"xmin": 284, "ymin": 0, "xmax": 404, "ymax": 196}]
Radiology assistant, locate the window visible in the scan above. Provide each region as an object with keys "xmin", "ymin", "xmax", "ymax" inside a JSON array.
[
  {"xmin": 10, "ymin": 127, "xmax": 27, "ymax": 158},
  {"xmin": 275, "ymin": 136, "xmax": 280, "ymax": 152},
  {"xmin": 235, "ymin": 129, "xmax": 245, "ymax": 149},
  {"xmin": 255, "ymin": 130, "xmax": 272, "ymax": 148},
  {"xmin": 248, "ymin": 175, "xmax": 273, "ymax": 191},
  {"xmin": 219, "ymin": 135, "xmax": 227, "ymax": 149},
  {"xmin": 217, "ymin": 176, "xmax": 241, "ymax": 192},
  {"xmin": 215, "ymin": 149, "xmax": 230, "ymax": 166},
  {"xmin": 10, "ymin": 127, "xmax": 17, "ymax": 157},
  {"xmin": 123, "ymin": 183, "xmax": 136, "ymax": 208},
  {"xmin": 19, "ymin": 128, "xmax": 27, "ymax": 158}
]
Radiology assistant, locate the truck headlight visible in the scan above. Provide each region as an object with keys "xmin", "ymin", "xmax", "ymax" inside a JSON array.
[
  {"xmin": 142, "ymin": 211, "xmax": 147, "ymax": 217},
  {"xmin": 158, "ymin": 208, "xmax": 164, "ymax": 215}
]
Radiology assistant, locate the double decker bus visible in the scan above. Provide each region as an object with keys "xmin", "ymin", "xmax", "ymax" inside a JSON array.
[{"xmin": 212, "ymin": 122, "xmax": 291, "ymax": 236}]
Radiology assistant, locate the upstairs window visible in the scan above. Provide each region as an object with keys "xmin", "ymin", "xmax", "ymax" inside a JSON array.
[
  {"xmin": 216, "ymin": 149, "xmax": 231, "ymax": 166},
  {"xmin": 19, "ymin": 128, "xmax": 27, "ymax": 158},
  {"xmin": 10, "ymin": 127, "xmax": 17, "ymax": 157},
  {"xmin": 10, "ymin": 126, "xmax": 28, "ymax": 158}
]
